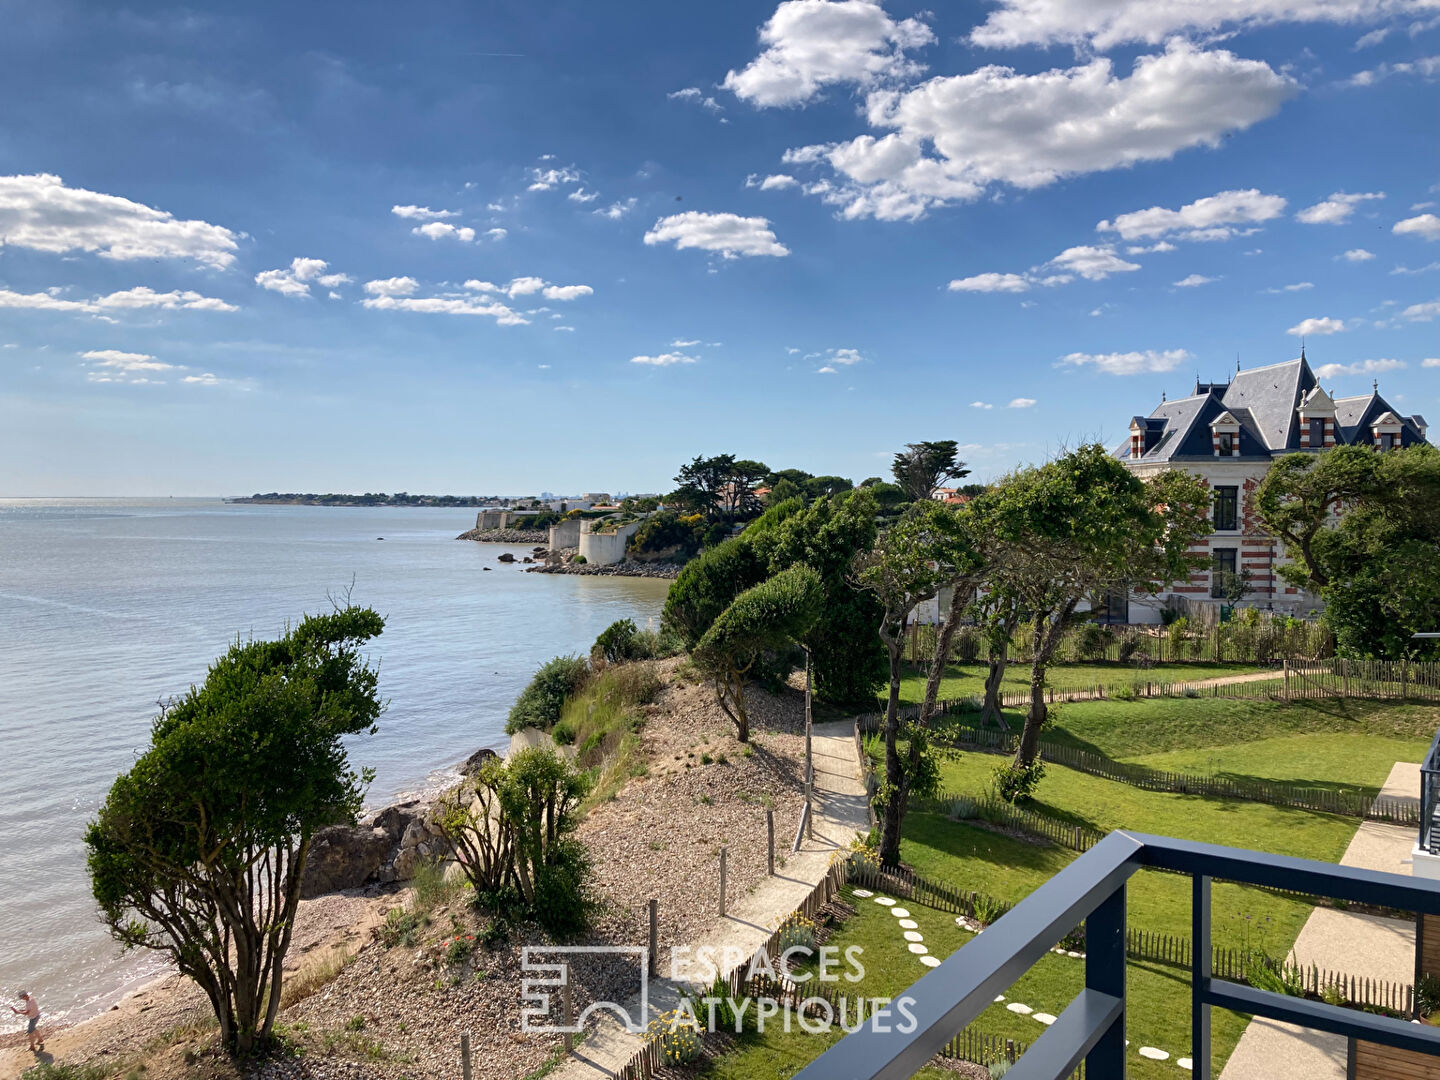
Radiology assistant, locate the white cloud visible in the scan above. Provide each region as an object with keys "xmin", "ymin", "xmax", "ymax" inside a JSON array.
[
  {"xmin": 463, "ymin": 280, "xmax": 498, "ymax": 292},
  {"xmin": 1046, "ymin": 245, "xmax": 1139, "ymax": 281},
  {"xmin": 1060, "ymin": 348, "xmax": 1191, "ymax": 375},
  {"xmin": 631, "ymin": 352, "xmax": 698, "ymax": 366},
  {"xmin": 970, "ymin": 401, "xmax": 994, "ymax": 409},
  {"xmin": 948, "ymin": 272, "xmax": 1032, "ymax": 293},
  {"xmin": 0, "ymin": 285, "xmax": 237, "ymax": 313},
  {"xmin": 542, "ymin": 284, "xmax": 594, "ymax": 301},
  {"xmin": 671, "ymin": 338, "xmax": 701, "ymax": 347},
  {"xmin": 412, "ymin": 222, "xmax": 476, "ymax": 242},
  {"xmin": 968, "ymin": 0, "xmax": 1432, "ymax": 50},
  {"xmin": 1287, "ymin": 316, "xmax": 1347, "ymax": 335},
  {"xmin": 1098, "ymin": 189, "xmax": 1288, "ymax": 242},
  {"xmin": 254, "ymin": 256, "xmax": 350, "ymax": 297},
  {"xmin": 486, "ymin": 228, "xmax": 508, "ymax": 240},
  {"xmin": 528, "ymin": 165, "xmax": 581, "ymax": 192},
  {"xmin": 668, "ymin": 87, "xmax": 725, "ymax": 115},
  {"xmin": 1342, "ymin": 247, "xmax": 1376, "ymax": 261},
  {"xmin": 1313, "ymin": 357, "xmax": 1406, "ymax": 377},
  {"xmin": 1127, "ymin": 240, "xmax": 1178, "ymax": 254},
  {"xmin": 643, "ymin": 211, "xmax": 789, "ymax": 258},
  {"xmin": 747, "ymin": 173, "xmax": 801, "ymax": 191},
  {"xmin": 1403, "ymin": 298, "xmax": 1440, "ymax": 320},
  {"xmin": 1396, "ymin": 213, "xmax": 1440, "ymax": 240},
  {"xmin": 830, "ymin": 347, "xmax": 863, "ymax": 364},
  {"xmin": 1295, "ymin": 191, "xmax": 1385, "ymax": 224},
  {"xmin": 182, "ymin": 372, "xmax": 222, "ymax": 385},
  {"xmin": 82, "ymin": 348, "xmax": 177, "ymax": 383},
  {"xmin": 723, "ymin": 0, "xmax": 935, "ymax": 107},
  {"xmin": 1422, "ymin": 357, "xmax": 1440, "ymax": 367},
  {"xmin": 1393, "ymin": 261, "xmax": 1440, "ymax": 275},
  {"xmin": 1008, "ymin": 397, "xmax": 1037, "ymax": 408},
  {"xmin": 391, "ymin": 205, "xmax": 458, "ymax": 220},
  {"xmin": 1266, "ymin": 281, "xmax": 1315, "ymax": 292},
  {"xmin": 1346, "ymin": 55, "xmax": 1440, "ymax": 86},
  {"xmin": 568, "ymin": 188, "xmax": 600, "ymax": 204},
  {"xmin": 0, "ymin": 173, "xmax": 238, "ymax": 268},
  {"xmin": 361, "ymin": 293, "xmax": 529, "ymax": 325},
  {"xmin": 363, "ymin": 276, "xmax": 419, "ymax": 297},
  {"xmin": 505, "ymin": 276, "xmax": 546, "ymax": 297},
  {"xmin": 1173, "ymin": 273, "xmax": 1218, "ymax": 287},
  {"xmin": 595, "ymin": 197, "xmax": 638, "ymax": 220},
  {"xmin": 553, "ymin": 326, "xmax": 575, "ymax": 332}
]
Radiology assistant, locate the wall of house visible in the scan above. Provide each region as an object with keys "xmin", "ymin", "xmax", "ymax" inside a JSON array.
[
  {"xmin": 1125, "ymin": 460, "xmax": 1323, "ymax": 622},
  {"xmin": 548, "ymin": 518, "xmax": 583, "ymax": 550},
  {"xmin": 578, "ymin": 520, "xmax": 641, "ymax": 566}
]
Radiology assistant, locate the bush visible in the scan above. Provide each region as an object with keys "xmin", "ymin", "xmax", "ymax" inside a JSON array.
[
  {"xmin": 1418, "ymin": 973, "xmax": 1440, "ymax": 1017},
  {"xmin": 551, "ymin": 721, "xmax": 576, "ymax": 745},
  {"xmin": 628, "ymin": 511, "xmax": 706, "ymax": 559},
  {"xmin": 775, "ymin": 913, "xmax": 818, "ymax": 955},
  {"xmin": 644, "ymin": 1009, "xmax": 704, "ymax": 1066},
  {"xmin": 953, "ymin": 625, "xmax": 983, "ymax": 663},
  {"xmin": 572, "ymin": 555, "xmax": 587, "ymax": 565},
  {"xmin": 992, "ymin": 761, "xmax": 1045, "ymax": 803},
  {"xmin": 593, "ymin": 619, "xmax": 642, "ymax": 665},
  {"xmin": 505, "ymin": 655, "xmax": 590, "ymax": 734},
  {"xmin": 378, "ymin": 907, "xmax": 426, "ymax": 948},
  {"xmin": 1076, "ymin": 622, "xmax": 1116, "ymax": 661},
  {"xmin": 662, "ymin": 537, "xmax": 768, "ymax": 647},
  {"xmin": 1110, "ymin": 682, "xmax": 1137, "ymax": 702}
]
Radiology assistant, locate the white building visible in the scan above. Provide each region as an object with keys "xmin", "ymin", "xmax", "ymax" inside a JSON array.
[{"xmin": 1114, "ymin": 353, "xmax": 1428, "ymax": 623}]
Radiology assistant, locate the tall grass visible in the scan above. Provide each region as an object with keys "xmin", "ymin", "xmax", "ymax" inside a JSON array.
[{"xmin": 549, "ymin": 661, "xmax": 664, "ymax": 812}]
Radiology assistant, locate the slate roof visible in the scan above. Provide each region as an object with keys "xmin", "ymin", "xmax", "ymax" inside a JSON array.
[{"xmin": 1116, "ymin": 356, "xmax": 1429, "ymax": 463}]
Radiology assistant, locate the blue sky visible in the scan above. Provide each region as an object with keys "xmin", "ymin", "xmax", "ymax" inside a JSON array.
[{"xmin": 1, "ymin": 0, "xmax": 1438, "ymax": 496}]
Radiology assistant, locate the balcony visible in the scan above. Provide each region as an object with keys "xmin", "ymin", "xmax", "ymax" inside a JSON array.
[{"xmin": 792, "ymin": 831, "xmax": 1440, "ymax": 1080}]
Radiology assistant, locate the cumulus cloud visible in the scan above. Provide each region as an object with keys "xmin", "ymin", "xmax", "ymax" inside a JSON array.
[
  {"xmin": 1346, "ymin": 55, "xmax": 1440, "ymax": 86},
  {"xmin": 1046, "ymin": 245, "xmax": 1140, "ymax": 281},
  {"xmin": 391, "ymin": 205, "xmax": 458, "ymax": 220},
  {"xmin": 412, "ymin": 222, "xmax": 476, "ymax": 242},
  {"xmin": 1295, "ymin": 191, "xmax": 1385, "ymax": 224},
  {"xmin": 668, "ymin": 87, "xmax": 725, "ymax": 115},
  {"xmin": 747, "ymin": 173, "xmax": 801, "ymax": 191},
  {"xmin": 1423, "ymin": 358, "xmax": 1440, "ymax": 367},
  {"xmin": 0, "ymin": 173, "xmax": 239, "ymax": 268},
  {"xmin": 1173, "ymin": 273, "xmax": 1218, "ymax": 287},
  {"xmin": 1266, "ymin": 281, "xmax": 1315, "ymax": 292},
  {"xmin": 780, "ymin": 43, "xmax": 1294, "ymax": 221},
  {"xmin": 970, "ymin": 401, "xmax": 994, "ymax": 409},
  {"xmin": 643, "ymin": 211, "xmax": 789, "ymax": 258},
  {"xmin": 363, "ymin": 276, "xmax": 419, "ymax": 297},
  {"xmin": 723, "ymin": 0, "xmax": 935, "ymax": 107},
  {"xmin": 82, "ymin": 348, "xmax": 183, "ymax": 383},
  {"xmin": 1287, "ymin": 316, "xmax": 1347, "ymax": 335},
  {"xmin": 595, "ymin": 197, "xmax": 638, "ymax": 220},
  {"xmin": 1098, "ymin": 189, "xmax": 1288, "ymax": 242},
  {"xmin": 528, "ymin": 164, "xmax": 582, "ymax": 191},
  {"xmin": 1008, "ymin": 397, "xmax": 1037, "ymax": 408},
  {"xmin": 486, "ymin": 228, "xmax": 508, "ymax": 240},
  {"xmin": 1403, "ymin": 298, "xmax": 1440, "ymax": 320},
  {"xmin": 504, "ymin": 276, "xmax": 546, "ymax": 297},
  {"xmin": 948, "ymin": 272, "xmax": 1032, "ymax": 293},
  {"xmin": 1342, "ymin": 247, "xmax": 1376, "ymax": 261},
  {"xmin": 1060, "ymin": 348, "xmax": 1191, "ymax": 375},
  {"xmin": 631, "ymin": 352, "xmax": 698, "ymax": 366},
  {"xmin": 1396, "ymin": 213, "xmax": 1440, "ymax": 240},
  {"xmin": 255, "ymin": 257, "xmax": 350, "ymax": 297},
  {"xmin": 460, "ymin": 277, "xmax": 594, "ymax": 301},
  {"xmin": 1127, "ymin": 240, "xmax": 1179, "ymax": 254},
  {"xmin": 361, "ymin": 293, "xmax": 529, "ymax": 325},
  {"xmin": 567, "ymin": 188, "xmax": 600, "ymax": 204},
  {"xmin": 542, "ymin": 284, "xmax": 594, "ymax": 301},
  {"xmin": 0, "ymin": 285, "xmax": 237, "ymax": 313},
  {"xmin": 967, "ymin": 0, "xmax": 1432, "ymax": 50},
  {"xmin": 1313, "ymin": 357, "xmax": 1406, "ymax": 377}
]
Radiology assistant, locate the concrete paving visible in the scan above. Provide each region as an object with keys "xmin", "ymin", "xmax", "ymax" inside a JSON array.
[
  {"xmin": 1219, "ymin": 761, "xmax": 1421, "ymax": 1080},
  {"xmin": 550, "ymin": 719, "xmax": 869, "ymax": 1080}
]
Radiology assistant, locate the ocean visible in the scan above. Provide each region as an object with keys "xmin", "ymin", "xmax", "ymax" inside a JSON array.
[{"xmin": 0, "ymin": 499, "xmax": 669, "ymax": 1031}]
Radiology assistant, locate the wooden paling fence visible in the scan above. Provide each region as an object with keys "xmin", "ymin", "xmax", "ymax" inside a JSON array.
[{"xmin": 1284, "ymin": 658, "xmax": 1440, "ymax": 702}]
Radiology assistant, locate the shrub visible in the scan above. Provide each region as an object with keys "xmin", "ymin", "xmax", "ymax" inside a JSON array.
[
  {"xmin": 378, "ymin": 907, "xmax": 426, "ymax": 948},
  {"xmin": 989, "ymin": 1062, "xmax": 1012, "ymax": 1079},
  {"xmin": 776, "ymin": 913, "xmax": 818, "ymax": 955},
  {"xmin": 953, "ymin": 625, "xmax": 983, "ymax": 663},
  {"xmin": 1117, "ymin": 634, "xmax": 1142, "ymax": 663},
  {"xmin": 644, "ymin": 1009, "xmax": 704, "ymax": 1066},
  {"xmin": 551, "ymin": 721, "xmax": 576, "ymax": 745},
  {"xmin": 971, "ymin": 892, "xmax": 1006, "ymax": 926},
  {"xmin": 992, "ymin": 761, "xmax": 1045, "ymax": 803},
  {"xmin": 1110, "ymin": 682, "xmax": 1137, "ymax": 702},
  {"xmin": 443, "ymin": 934, "xmax": 474, "ymax": 964},
  {"xmin": 572, "ymin": 555, "xmax": 587, "ymax": 565},
  {"xmin": 1418, "ymin": 973, "xmax": 1440, "ymax": 1018},
  {"xmin": 505, "ymin": 655, "xmax": 590, "ymax": 734},
  {"xmin": 411, "ymin": 859, "xmax": 463, "ymax": 911},
  {"xmin": 592, "ymin": 618, "xmax": 645, "ymax": 666},
  {"xmin": 21, "ymin": 1067, "xmax": 109, "ymax": 1080},
  {"xmin": 479, "ymin": 918, "xmax": 509, "ymax": 951},
  {"xmin": 662, "ymin": 537, "xmax": 768, "ymax": 647},
  {"xmin": 1076, "ymin": 622, "xmax": 1116, "ymax": 662}
]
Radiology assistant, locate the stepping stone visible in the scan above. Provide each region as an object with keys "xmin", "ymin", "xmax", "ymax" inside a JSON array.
[
  {"xmin": 907, "ymin": 943, "xmax": 928, "ymax": 955},
  {"xmin": 919, "ymin": 955, "xmax": 941, "ymax": 968},
  {"xmin": 1033, "ymin": 1013, "xmax": 1057, "ymax": 1026},
  {"xmin": 1007, "ymin": 1003, "xmax": 1032, "ymax": 1015},
  {"xmin": 1138, "ymin": 1047, "xmax": 1169, "ymax": 1061},
  {"xmin": 1178, "ymin": 1059, "xmax": 1193, "ymax": 1071},
  {"xmin": 890, "ymin": 908, "xmax": 911, "ymax": 918},
  {"xmin": 903, "ymin": 931, "xmax": 924, "ymax": 942},
  {"xmin": 898, "ymin": 919, "xmax": 919, "ymax": 929},
  {"xmin": 852, "ymin": 889, "xmax": 873, "ymax": 898},
  {"xmin": 874, "ymin": 897, "xmax": 895, "ymax": 906},
  {"xmin": 994, "ymin": 996, "xmax": 1006, "ymax": 1003},
  {"xmin": 1066, "ymin": 950, "xmax": 1083, "ymax": 958}
]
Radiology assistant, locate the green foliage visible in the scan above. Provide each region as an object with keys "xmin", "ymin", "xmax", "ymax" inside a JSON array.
[
  {"xmin": 662, "ymin": 536, "xmax": 769, "ymax": 647},
  {"xmin": 21, "ymin": 1066, "xmax": 110, "ymax": 1080},
  {"xmin": 892, "ymin": 440, "xmax": 968, "ymax": 502},
  {"xmin": 1075, "ymin": 622, "xmax": 1116, "ymax": 662},
  {"xmin": 1417, "ymin": 973, "xmax": 1440, "ymax": 1017},
  {"xmin": 85, "ymin": 606, "xmax": 385, "ymax": 1056},
  {"xmin": 628, "ymin": 511, "xmax": 706, "ymax": 559},
  {"xmin": 672, "ymin": 454, "xmax": 770, "ymax": 522},
  {"xmin": 775, "ymin": 913, "xmax": 818, "ymax": 955},
  {"xmin": 593, "ymin": 619, "xmax": 641, "ymax": 665},
  {"xmin": 1248, "ymin": 959, "xmax": 1305, "ymax": 997},
  {"xmin": 644, "ymin": 1009, "xmax": 704, "ymax": 1066},
  {"xmin": 743, "ymin": 496, "xmax": 805, "ymax": 537},
  {"xmin": 505, "ymin": 654, "xmax": 590, "ymax": 734},
  {"xmin": 992, "ymin": 760, "xmax": 1046, "ymax": 803},
  {"xmin": 379, "ymin": 907, "xmax": 427, "ymax": 948},
  {"xmin": 1255, "ymin": 445, "xmax": 1440, "ymax": 659}
]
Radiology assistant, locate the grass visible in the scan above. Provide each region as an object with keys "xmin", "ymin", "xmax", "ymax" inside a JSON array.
[
  {"xmin": 552, "ymin": 662, "xmax": 663, "ymax": 811},
  {"xmin": 897, "ymin": 660, "xmax": 1269, "ymax": 706}
]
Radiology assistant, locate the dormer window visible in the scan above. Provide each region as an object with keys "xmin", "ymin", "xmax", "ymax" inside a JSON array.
[
  {"xmin": 1211, "ymin": 411, "xmax": 1241, "ymax": 457},
  {"xmin": 1372, "ymin": 411, "xmax": 1403, "ymax": 452},
  {"xmin": 1218, "ymin": 432, "xmax": 1234, "ymax": 455},
  {"xmin": 1309, "ymin": 417, "xmax": 1324, "ymax": 447}
]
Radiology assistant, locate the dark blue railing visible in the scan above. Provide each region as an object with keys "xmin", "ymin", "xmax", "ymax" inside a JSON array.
[
  {"xmin": 1420, "ymin": 725, "xmax": 1440, "ymax": 854},
  {"xmin": 791, "ymin": 831, "xmax": 1440, "ymax": 1080}
]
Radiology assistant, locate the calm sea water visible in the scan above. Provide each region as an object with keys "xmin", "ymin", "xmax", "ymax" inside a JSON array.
[{"xmin": 0, "ymin": 499, "xmax": 669, "ymax": 1031}]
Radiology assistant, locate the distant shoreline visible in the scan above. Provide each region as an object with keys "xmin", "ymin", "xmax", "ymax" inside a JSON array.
[{"xmin": 227, "ymin": 494, "xmax": 503, "ymax": 508}]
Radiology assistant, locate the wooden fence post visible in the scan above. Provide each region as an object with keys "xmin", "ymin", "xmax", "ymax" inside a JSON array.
[
  {"xmin": 648, "ymin": 899, "xmax": 659, "ymax": 978},
  {"xmin": 563, "ymin": 967, "xmax": 574, "ymax": 1051},
  {"xmin": 767, "ymin": 810, "xmax": 775, "ymax": 875},
  {"xmin": 461, "ymin": 1033, "xmax": 473, "ymax": 1080},
  {"xmin": 719, "ymin": 846, "xmax": 728, "ymax": 917}
]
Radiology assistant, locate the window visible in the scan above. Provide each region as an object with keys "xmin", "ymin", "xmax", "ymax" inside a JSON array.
[
  {"xmin": 1218, "ymin": 431, "xmax": 1234, "ymax": 455},
  {"xmin": 1213, "ymin": 486, "xmax": 1238, "ymax": 532},
  {"xmin": 1211, "ymin": 548, "xmax": 1238, "ymax": 599},
  {"xmin": 1310, "ymin": 417, "xmax": 1324, "ymax": 447}
]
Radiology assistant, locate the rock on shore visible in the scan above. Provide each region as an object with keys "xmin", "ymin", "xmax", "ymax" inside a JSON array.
[
  {"xmin": 526, "ymin": 559, "xmax": 682, "ymax": 579},
  {"xmin": 456, "ymin": 527, "xmax": 548, "ymax": 543}
]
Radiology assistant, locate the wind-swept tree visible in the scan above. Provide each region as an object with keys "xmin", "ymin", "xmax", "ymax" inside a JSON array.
[
  {"xmin": 986, "ymin": 447, "xmax": 1210, "ymax": 773},
  {"xmin": 892, "ymin": 441, "xmax": 969, "ymax": 502},
  {"xmin": 693, "ymin": 565, "xmax": 823, "ymax": 742},
  {"xmin": 86, "ymin": 606, "xmax": 386, "ymax": 1055}
]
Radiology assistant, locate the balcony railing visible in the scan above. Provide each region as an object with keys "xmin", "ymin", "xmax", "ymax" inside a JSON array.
[
  {"xmin": 791, "ymin": 831, "xmax": 1440, "ymax": 1080},
  {"xmin": 1421, "ymin": 725, "xmax": 1440, "ymax": 854}
]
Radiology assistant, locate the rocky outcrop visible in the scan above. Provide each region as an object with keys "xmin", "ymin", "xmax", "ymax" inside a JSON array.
[
  {"xmin": 527, "ymin": 559, "xmax": 683, "ymax": 579},
  {"xmin": 299, "ymin": 797, "xmax": 452, "ymax": 898},
  {"xmin": 456, "ymin": 528, "xmax": 548, "ymax": 543}
]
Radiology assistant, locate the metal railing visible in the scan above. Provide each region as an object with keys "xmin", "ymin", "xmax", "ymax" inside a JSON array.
[
  {"xmin": 1420, "ymin": 725, "xmax": 1440, "ymax": 854},
  {"xmin": 791, "ymin": 831, "xmax": 1440, "ymax": 1080}
]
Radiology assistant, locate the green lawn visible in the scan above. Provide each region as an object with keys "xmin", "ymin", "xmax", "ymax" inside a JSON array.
[
  {"xmin": 704, "ymin": 886, "xmax": 1246, "ymax": 1079},
  {"xmin": 897, "ymin": 660, "xmax": 1270, "ymax": 705}
]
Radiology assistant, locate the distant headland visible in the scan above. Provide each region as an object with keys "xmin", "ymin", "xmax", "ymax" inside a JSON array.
[{"xmin": 228, "ymin": 492, "xmax": 497, "ymax": 507}]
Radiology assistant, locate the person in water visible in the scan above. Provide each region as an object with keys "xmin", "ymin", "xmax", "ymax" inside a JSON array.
[{"xmin": 10, "ymin": 991, "xmax": 41, "ymax": 1052}]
